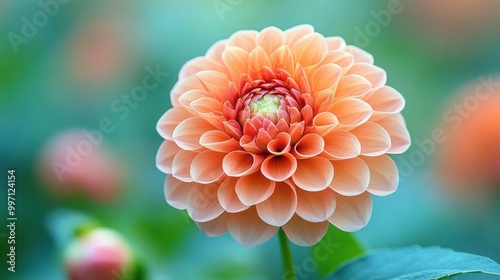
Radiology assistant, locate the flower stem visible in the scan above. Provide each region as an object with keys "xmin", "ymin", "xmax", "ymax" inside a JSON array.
[{"xmin": 278, "ymin": 228, "xmax": 296, "ymax": 280}]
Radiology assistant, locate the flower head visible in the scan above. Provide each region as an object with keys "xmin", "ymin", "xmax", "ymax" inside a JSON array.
[{"xmin": 157, "ymin": 25, "xmax": 410, "ymax": 247}]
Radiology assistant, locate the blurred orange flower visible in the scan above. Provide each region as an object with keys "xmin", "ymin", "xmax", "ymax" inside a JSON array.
[
  {"xmin": 157, "ymin": 25, "xmax": 410, "ymax": 247},
  {"xmin": 437, "ymin": 77, "xmax": 500, "ymax": 193}
]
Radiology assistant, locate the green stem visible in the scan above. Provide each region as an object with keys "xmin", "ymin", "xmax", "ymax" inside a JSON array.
[{"xmin": 279, "ymin": 228, "xmax": 296, "ymax": 280}]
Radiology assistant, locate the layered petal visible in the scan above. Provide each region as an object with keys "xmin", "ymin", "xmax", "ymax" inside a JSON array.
[
  {"xmin": 164, "ymin": 175, "xmax": 195, "ymax": 209},
  {"xmin": 227, "ymin": 207, "xmax": 279, "ymax": 247},
  {"xmin": 196, "ymin": 212, "xmax": 227, "ymax": 237},
  {"xmin": 329, "ymin": 158, "xmax": 370, "ymax": 196},
  {"xmin": 190, "ymin": 150, "xmax": 226, "ymax": 184},
  {"xmin": 295, "ymin": 187, "xmax": 336, "ymax": 222},
  {"xmin": 377, "ymin": 114, "xmax": 411, "ymax": 154},
  {"xmin": 292, "ymin": 157, "xmax": 334, "ymax": 191},
  {"xmin": 328, "ymin": 192, "xmax": 372, "ymax": 232},
  {"xmin": 363, "ymin": 155, "xmax": 399, "ymax": 196},
  {"xmin": 256, "ymin": 181, "xmax": 297, "ymax": 226},
  {"xmin": 261, "ymin": 153, "xmax": 297, "ymax": 182},
  {"xmin": 187, "ymin": 183, "xmax": 224, "ymax": 223},
  {"xmin": 218, "ymin": 177, "xmax": 249, "ymax": 213},
  {"xmin": 235, "ymin": 171, "xmax": 276, "ymax": 206},
  {"xmin": 351, "ymin": 122, "xmax": 391, "ymax": 156},
  {"xmin": 282, "ymin": 215, "xmax": 329, "ymax": 246}
]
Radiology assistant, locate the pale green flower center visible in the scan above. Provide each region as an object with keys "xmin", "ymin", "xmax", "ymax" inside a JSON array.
[{"xmin": 250, "ymin": 95, "xmax": 280, "ymax": 116}]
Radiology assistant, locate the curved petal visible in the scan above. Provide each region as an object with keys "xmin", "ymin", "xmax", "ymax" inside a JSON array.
[
  {"xmin": 187, "ymin": 182, "xmax": 224, "ymax": 223},
  {"xmin": 271, "ymin": 45, "xmax": 295, "ymax": 75},
  {"xmin": 227, "ymin": 30, "xmax": 258, "ymax": 52},
  {"xmin": 284, "ymin": 24, "xmax": 315, "ymax": 46},
  {"xmin": 196, "ymin": 212, "xmax": 227, "ymax": 237},
  {"xmin": 205, "ymin": 39, "xmax": 227, "ymax": 64},
  {"xmin": 170, "ymin": 75, "xmax": 206, "ymax": 106},
  {"xmin": 295, "ymin": 187, "xmax": 336, "ymax": 222},
  {"xmin": 172, "ymin": 150, "xmax": 198, "ymax": 182},
  {"xmin": 195, "ymin": 70, "xmax": 229, "ymax": 102},
  {"xmin": 362, "ymin": 155, "xmax": 399, "ymax": 196},
  {"xmin": 364, "ymin": 86, "xmax": 405, "ymax": 120},
  {"xmin": 347, "ymin": 63, "xmax": 386, "ymax": 89},
  {"xmin": 179, "ymin": 56, "xmax": 227, "ymax": 79},
  {"xmin": 235, "ymin": 171, "xmax": 276, "ymax": 206},
  {"xmin": 157, "ymin": 107, "xmax": 193, "ymax": 140},
  {"xmin": 173, "ymin": 117, "xmax": 214, "ymax": 151},
  {"xmin": 200, "ymin": 130, "xmax": 241, "ymax": 153},
  {"xmin": 330, "ymin": 98, "xmax": 373, "ymax": 128},
  {"xmin": 190, "ymin": 150, "xmax": 226, "ymax": 184},
  {"xmin": 291, "ymin": 33, "xmax": 328, "ymax": 67},
  {"xmin": 223, "ymin": 151, "xmax": 265, "ymax": 177},
  {"xmin": 282, "ymin": 215, "xmax": 329, "ymax": 246},
  {"xmin": 325, "ymin": 36, "xmax": 346, "ymax": 50},
  {"xmin": 249, "ymin": 46, "xmax": 271, "ymax": 72},
  {"xmin": 311, "ymin": 63, "xmax": 342, "ymax": 93},
  {"xmin": 164, "ymin": 175, "xmax": 195, "ymax": 209},
  {"xmin": 376, "ymin": 114, "xmax": 411, "ymax": 154},
  {"xmin": 293, "ymin": 133, "xmax": 325, "ymax": 159},
  {"xmin": 292, "ymin": 157, "xmax": 334, "ymax": 191},
  {"xmin": 322, "ymin": 130, "xmax": 361, "ymax": 160},
  {"xmin": 227, "ymin": 207, "xmax": 279, "ymax": 247},
  {"xmin": 257, "ymin": 26, "xmax": 285, "ymax": 54},
  {"xmin": 323, "ymin": 51, "xmax": 354, "ymax": 73},
  {"xmin": 222, "ymin": 46, "xmax": 250, "ymax": 82},
  {"xmin": 261, "ymin": 153, "xmax": 297, "ymax": 182},
  {"xmin": 156, "ymin": 140, "xmax": 181, "ymax": 174},
  {"xmin": 344, "ymin": 45, "xmax": 374, "ymax": 64},
  {"xmin": 218, "ymin": 177, "xmax": 249, "ymax": 212},
  {"xmin": 256, "ymin": 181, "xmax": 297, "ymax": 226},
  {"xmin": 267, "ymin": 132, "xmax": 291, "ymax": 155},
  {"xmin": 334, "ymin": 74, "xmax": 372, "ymax": 100},
  {"xmin": 351, "ymin": 122, "xmax": 391, "ymax": 156},
  {"xmin": 312, "ymin": 112, "xmax": 339, "ymax": 136},
  {"xmin": 328, "ymin": 192, "xmax": 372, "ymax": 232},
  {"xmin": 329, "ymin": 158, "xmax": 370, "ymax": 196}
]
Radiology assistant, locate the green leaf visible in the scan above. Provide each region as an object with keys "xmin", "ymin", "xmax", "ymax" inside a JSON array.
[
  {"xmin": 328, "ymin": 246, "xmax": 500, "ymax": 280},
  {"xmin": 312, "ymin": 225, "xmax": 365, "ymax": 278}
]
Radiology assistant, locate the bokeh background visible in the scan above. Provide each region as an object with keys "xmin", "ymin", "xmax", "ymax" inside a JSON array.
[{"xmin": 1, "ymin": 0, "xmax": 500, "ymax": 279}]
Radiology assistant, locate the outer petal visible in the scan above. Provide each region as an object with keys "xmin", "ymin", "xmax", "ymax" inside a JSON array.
[
  {"xmin": 172, "ymin": 150, "xmax": 198, "ymax": 182},
  {"xmin": 256, "ymin": 181, "xmax": 297, "ymax": 226},
  {"xmin": 227, "ymin": 207, "xmax": 279, "ymax": 247},
  {"xmin": 173, "ymin": 117, "xmax": 214, "ymax": 151},
  {"xmin": 329, "ymin": 158, "xmax": 370, "ymax": 196},
  {"xmin": 291, "ymin": 33, "xmax": 328, "ymax": 67},
  {"xmin": 227, "ymin": 30, "xmax": 258, "ymax": 52},
  {"xmin": 200, "ymin": 130, "xmax": 241, "ymax": 153},
  {"xmin": 218, "ymin": 177, "xmax": 249, "ymax": 213},
  {"xmin": 344, "ymin": 45, "xmax": 374, "ymax": 64},
  {"xmin": 312, "ymin": 112, "xmax": 339, "ymax": 136},
  {"xmin": 164, "ymin": 175, "xmax": 195, "ymax": 209},
  {"xmin": 362, "ymin": 155, "xmax": 399, "ymax": 196},
  {"xmin": 257, "ymin": 26, "xmax": 285, "ymax": 54},
  {"xmin": 325, "ymin": 36, "xmax": 346, "ymax": 50},
  {"xmin": 282, "ymin": 215, "xmax": 329, "ymax": 246},
  {"xmin": 284, "ymin": 24, "xmax": 315, "ymax": 46},
  {"xmin": 190, "ymin": 150, "xmax": 226, "ymax": 184},
  {"xmin": 196, "ymin": 212, "xmax": 227, "ymax": 237},
  {"xmin": 186, "ymin": 182, "xmax": 224, "ymax": 223},
  {"xmin": 179, "ymin": 56, "xmax": 227, "ymax": 79},
  {"xmin": 334, "ymin": 74, "xmax": 372, "ymax": 100},
  {"xmin": 376, "ymin": 114, "xmax": 411, "ymax": 154},
  {"xmin": 261, "ymin": 153, "xmax": 298, "ymax": 182},
  {"xmin": 322, "ymin": 131, "xmax": 361, "ymax": 160},
  {"xmin": 170, "ymin": 75, "xmax": 206, "ymax": 106},
  {"xmin": 310, "ymin": 63, "xmax": 342, "ymax": 93},
  {"xmin": 222, "ymin": 46, "xmax": 250, "ymax": 82},
  {"xmin": 292, "ymin": 157, "xmax": 334, "ymax": 192},
  {"xmin": 295, "ymin": 187, "xmax": 336, "ymax": 222},
  {"xmin": 330, "ymin": 98, "xmax": 372, "ymax": 128},
  {"xmin": 364, "ymin": 86, "xmax": 405, "ymax": 121},
  {"xmin": 347, "ymin": 63, "xmax": 387, "ymax": 89},
  {"xmin": 157, "ymin": 107, "xmax": 193, "ymax": 140},
  {"xmin": 351, "ymin": 122, "xmax": 391, "ymax": 156},
  {"xmin": 328, "ymin": 192, "xmax": 372, "ymax": 232},
  {"xmin": 156, "ymin": 140, "xmax": 181, "ymax": 174},
  {"xmin": 235, "ymin": 172, "xmax": 276, "ymax": 206}
]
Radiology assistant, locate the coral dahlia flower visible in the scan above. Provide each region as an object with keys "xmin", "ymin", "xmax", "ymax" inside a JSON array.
[{"xmin": 156, "ymin": 25, "xmax": 410, "ymax": 247}]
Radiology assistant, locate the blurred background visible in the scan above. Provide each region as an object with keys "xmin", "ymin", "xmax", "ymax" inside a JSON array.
[{"xmin": 1, "ymin": 0, "xmax": 500, "ymax": 279}]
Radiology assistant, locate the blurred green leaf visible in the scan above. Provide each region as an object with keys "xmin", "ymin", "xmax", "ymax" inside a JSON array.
[
  {"xmin": 312, "ymin": 225, "xmax": 364, "ymax": 278},
  {"xmin": 327, "ymin": 246, "xmax": 500, "ymax": 280}
]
